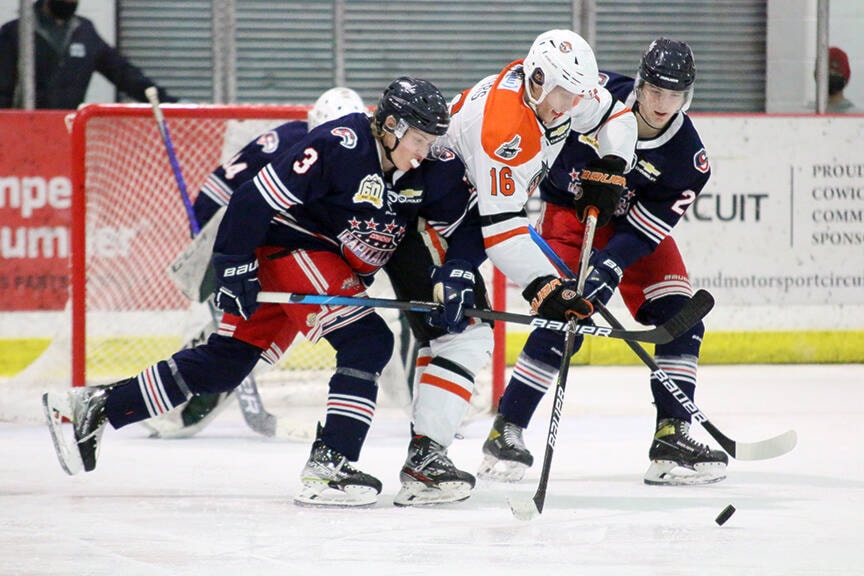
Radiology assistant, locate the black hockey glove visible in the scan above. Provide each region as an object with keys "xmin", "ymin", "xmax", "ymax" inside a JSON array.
[
  {"xmin": 212, "ymin": 253, "xmax": 261, "ymax": 320},
  {"xmin": 582, "ymin": 252, "xmax": 624, "ymax": 309},
  {"xmin": 522, "ymin": 275, "xmax": 593, "ymax": 321},
  {"xmin": 428, "ymin": 259, "xmax": 475, "ymax": 333},
  {"xmin": 575, "ymin": 156, "xmax": 627, "ymax": 227}
]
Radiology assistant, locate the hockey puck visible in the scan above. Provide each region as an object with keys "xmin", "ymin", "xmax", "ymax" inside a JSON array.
[{"xmin": 715, "ymin": 504, "xmax": 736, "ymax": 526}]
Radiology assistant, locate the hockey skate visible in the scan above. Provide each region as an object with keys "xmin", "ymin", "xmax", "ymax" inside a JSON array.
[
  {"xmin": 644, "ymin": 418, "xmax": 729, "ymax": 486},
  {"xmin": 477, "ymin": 414, "xmax": 534, "ymax": 482},
  {"xmin": 394, "ymin": 435, "xmax": 475, "ymax": 506},
  {"xmin": 43, "ymin": 385, "xmax": 111, "ymax": 475},
  {"xmin": 294, "ymin": 428, "xmax": 382, "ymax": 507}
]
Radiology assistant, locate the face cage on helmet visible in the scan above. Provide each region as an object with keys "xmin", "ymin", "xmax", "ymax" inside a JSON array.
[{"xmin": 634, "ymin": 72, "xmax": 694, "ymax": 113}]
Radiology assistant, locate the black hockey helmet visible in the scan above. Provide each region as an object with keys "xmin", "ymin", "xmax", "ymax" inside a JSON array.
[
  {"xmin": 374, "ymin": 77, "xmax": 450, "ymax": 137},
  {"xmin": 638, "ymin": 38, "xmax": 696, "ymax": 91}
]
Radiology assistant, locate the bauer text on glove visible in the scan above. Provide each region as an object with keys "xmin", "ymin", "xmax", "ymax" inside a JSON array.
[
  {"xmin": 575, "ymin": 156, "xmax": 627, "ymax": 227},
  {"xmin": 428, "ymin": 259, "xmax": 475, "ymax": 332},
  {"xmin": 212, "ymin": 253, "xmax": 261, "ymax": 320},
  {"xmin": 522, "ymin": 275, "xmax": 593, "ymax": 321}
]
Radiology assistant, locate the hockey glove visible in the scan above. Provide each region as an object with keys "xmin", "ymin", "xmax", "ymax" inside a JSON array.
[
  {"xmin": 582, "ymin": 252, "xmax": 624, "ymax": 309},
  {"xmin": 575, "ymin": 156, "xmax": 627, "ymax": 227},
  {"xmin": 428, "ymin": 259, "xmax": 475, "ymax": 333},
  {"xmin": 212, "ymin": 253, "xmax": 261, "ymax": 320},
  {"xmin": 522, "ymin": 275, "xmax": 593, "ymax": 321}
]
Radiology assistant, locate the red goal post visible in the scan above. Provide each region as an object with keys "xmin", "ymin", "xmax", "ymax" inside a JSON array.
[{"xmin": 66, "ymin": 102, "xmax": 508, "ymax": 410}]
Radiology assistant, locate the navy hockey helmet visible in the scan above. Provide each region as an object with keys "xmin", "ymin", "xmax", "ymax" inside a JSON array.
[
  {"xmin": 636, "ymin": 38, "xmax": 696, "ymax": 112},
  {"xmin": 374, "ymin": 77, "xmax": 450, "ymax": 137},
  {"xmin": 638, "ymin": 38, "xmax": 696, "ymax": 91}
]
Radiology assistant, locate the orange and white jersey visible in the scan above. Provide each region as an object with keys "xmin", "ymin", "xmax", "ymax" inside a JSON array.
[{"xmin": 445, "ymin": 59, "xmax": 636, "ymax": 289}]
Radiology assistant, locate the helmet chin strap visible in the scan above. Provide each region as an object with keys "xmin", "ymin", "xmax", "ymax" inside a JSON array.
[{"xmin": 633, "ymin": 101, "xmax": 667, "ymax": 131}]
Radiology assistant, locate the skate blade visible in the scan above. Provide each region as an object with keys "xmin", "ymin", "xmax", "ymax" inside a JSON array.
[
  {"xmin": 643, "ymin": 460, "xmax": 727, "ymax": 486},
  {"xmin": 393, "ymin": 481, "xmax": 473, "ymax": 507},
  {"xmin": 477, "ymin": 455, "xmax": 529, "ymax": 483},
  {"xmin": 42, "ymin": 392, "xmax": 83, "ymax": 476},
  {"xmin": 293, "ymin": 480, "xmax": 379, "ymax": 508}
]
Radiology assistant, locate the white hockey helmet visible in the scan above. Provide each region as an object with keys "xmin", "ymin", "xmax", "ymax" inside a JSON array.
[
  {"xmin": 307, "ymin": 87, "xmax": 366, "ymax": 129},
  {"xmin": 523, "ymin": 29, "xmax": 599, "ymax": 106}
]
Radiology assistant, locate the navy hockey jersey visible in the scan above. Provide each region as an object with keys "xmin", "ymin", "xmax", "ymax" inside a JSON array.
[
  {"xmin": 214, "ymin": 112, "xmax": 483, "ymax": 275},
  {"xmin": 540, "ymin": 71, "xmax": 711, "ymax": 270}
]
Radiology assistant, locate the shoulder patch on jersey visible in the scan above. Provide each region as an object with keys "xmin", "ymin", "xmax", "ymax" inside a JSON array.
[
  {"xmin": 495, "ymin": 135, "xmax": 522, "ymax": 160},
  {"xmin": 499, "ymin": 67, "xmax": 523, "ymax": 92},
  {"xmin": 598, "ymin": 72, "xmax": 610, "ymax": 87},
  {"xmin": 256, "ymin": 131, "xmax": 280, "ymax": 154},
  {"xmin": 331, "ymin": 127, "xmax": 358, "ymax": 149},
  {"xmin": 353, "ymin": 174, "xmax": 385, "ymax": 208},
  {"xmin": 693, "ymin": 147, "xmax": 710, "ymax": 174}
]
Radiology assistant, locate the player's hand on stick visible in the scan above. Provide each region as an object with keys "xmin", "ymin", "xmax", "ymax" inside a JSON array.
[
  {"xmin": 582, "ymin": 252, "xmax": 623, "ymax": 309},
  {"xmin": 212, "ymin": 253, "xmax": 261, "ymax": 320},
  {"xmin": 523, "ymin": 275, "xmax": 593, "ymax": 321},
  {"xmin": 428, "ymin": 259, "xmax": 475, "ymax": 333},
  {"xmin": 575, "ymin": 156, "xmax": 627, "ymax": 227}
]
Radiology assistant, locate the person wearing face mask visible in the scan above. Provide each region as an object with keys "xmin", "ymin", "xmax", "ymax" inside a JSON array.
[{"xmin": 0, "ymin": 0, "xmax": 177, "ymax": 108}]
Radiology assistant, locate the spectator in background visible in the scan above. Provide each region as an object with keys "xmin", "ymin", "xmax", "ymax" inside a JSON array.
[
  {"xmin": 824, "ymin": 46, "xmax": 860, "ymax": 113},
  {"xmin": 0, "ymin": 0, "xmax": 177, "ymax": 109}
]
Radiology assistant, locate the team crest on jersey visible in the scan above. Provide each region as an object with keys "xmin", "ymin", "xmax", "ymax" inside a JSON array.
[
  {"xmin": 528, "ymin": 163, "xmax": 548, "ymax": 196},
  {"xmin": 255, "ymin": 130, "xmax": 280, "ymax": 153},
  {"xmin": 331, "ymin": 127, "xmax": 358, "ymax": 149},
  {"xmin": 693, "ymin": 148, "xmax": 710, "ymax": 174},
  {"xmin": 495, "ymin": 135, "xmax": 522, "ymax": 160},
  {"xmin": 598, "ymin": 72, "xmax": 610, "ymax": 87},
  {"xmin": 353, "ymin": 174, "xmax": 385, "ymax": 208}
]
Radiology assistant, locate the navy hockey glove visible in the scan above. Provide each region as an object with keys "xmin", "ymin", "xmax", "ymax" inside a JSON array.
[
  {"xmin": 582, "ymin": 252, "xmax": 624, "ymax": 309},
  {"xmin": 427, "ymin": 259, "xmax": 475, "ymax": 333},
  {"xmin": 575, "ymin": 156, "xmax": 627, "ymax": 227},
  {"xmin": 523, "ymin": 275, "xmax": 593, "ymax": 321},
  {"xmin": 212, "ymin": 253, "xmax": 261, "ymax": 320}
]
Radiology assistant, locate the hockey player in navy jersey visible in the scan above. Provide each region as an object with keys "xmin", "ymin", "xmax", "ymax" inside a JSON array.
[
  {"xmin": 43, "ymin": 76, "xmax": 478, "ymax": 507},
  {"xmin": 479, "ymin": 38, "xmax": 729, "ymax": 486},
  {"xmin": 144, "ymin": 86, "xmax": 368, "ymax": 439}
]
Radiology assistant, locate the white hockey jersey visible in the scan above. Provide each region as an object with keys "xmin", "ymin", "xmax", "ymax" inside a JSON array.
[{"xmin": 445, "ymin": 59, "xmax": 636, "ymax": 289}]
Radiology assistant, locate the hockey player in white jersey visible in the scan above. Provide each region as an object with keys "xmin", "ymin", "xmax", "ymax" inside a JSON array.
[
  {"xmin": 392, "ymin": 30, "xmax": 637, "ymax": 505},
  {"xmin": 444, "ymin": 29, "xmax": 636, "ymax": 309}
]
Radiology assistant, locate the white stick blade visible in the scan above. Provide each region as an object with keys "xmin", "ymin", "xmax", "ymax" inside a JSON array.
[{"xmin": 734, "ymin": 429, "xmax": 798, "ymax": 461}]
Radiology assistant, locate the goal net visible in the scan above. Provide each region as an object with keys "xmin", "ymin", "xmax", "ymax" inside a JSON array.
[{"xmin": 3, "ymin": 103, "xmax": 499, "ymax": 424}]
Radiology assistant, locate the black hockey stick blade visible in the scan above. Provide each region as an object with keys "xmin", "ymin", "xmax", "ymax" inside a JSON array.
[
  {"xmin": 256, "ymin": 292, "xmax": 704, "ymax": 345},
  {"xmin": 655, "ymin": 289, "xmax": 715, "ymax": 340},
  {"xmin": 703, "ymin": 421, "xmax": 798, "ymax": 461}
]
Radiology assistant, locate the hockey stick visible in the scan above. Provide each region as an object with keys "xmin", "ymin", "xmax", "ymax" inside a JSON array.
[
  {"xmin": 144, "ymin": 88, "xmax": 288, "ymax": 440},
  {"xmin": 256, "ymin": 291, "xmax": 704, "ymax": 345},
  {"xmin": 145, "ymin": 86, "xmax": 199, "ymax": 237},
  {"xmin": 509, "ymin": 207, "xmax": 600, "ymax": 521},
  {"xmin": 528, "ymin": 226, "xmax": 797, "ymax": 461}
]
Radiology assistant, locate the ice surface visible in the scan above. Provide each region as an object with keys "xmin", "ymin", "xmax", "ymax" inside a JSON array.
[{"xmin": 2, "ymin": 364, "xmax": 862, "ymax": 576}]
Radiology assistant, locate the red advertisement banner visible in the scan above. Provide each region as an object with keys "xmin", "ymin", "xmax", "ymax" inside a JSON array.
[{"xmin": 0, "ymin": 111, "xmax": 72, "ymax": 311}]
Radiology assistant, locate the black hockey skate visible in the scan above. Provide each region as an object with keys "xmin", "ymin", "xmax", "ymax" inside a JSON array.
[
  {"xmin": 294, "ymin": 426, "xmax": 382, "ymax": 507},
  {"xmin": 394, "ymin": 434, "xmax": 475, "ymax": 506},
  {"xmin": 644, "ymin": 418, "xmax": 729, "ymax": 485},
  {"xmin": 477, "ymin": 414, "xmax": 534, "ymax": 482},
  {"xmin": 43, "ymin": 385, "xmax": 111, "ymax": 475}
]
